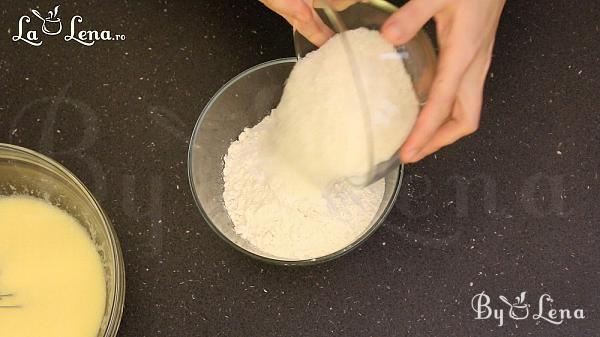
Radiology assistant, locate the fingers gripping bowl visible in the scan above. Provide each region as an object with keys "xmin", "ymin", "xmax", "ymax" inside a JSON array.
[{"xmin": 188, "ymin": 2, "xmax": 436, "ymax": 265}]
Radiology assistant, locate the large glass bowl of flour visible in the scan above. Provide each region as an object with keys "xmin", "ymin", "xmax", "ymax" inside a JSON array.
[
  {"xmin": 0, "ymin": 143, "xmax": 125, "ymax": 337},
  {"xmin": 188, "ymin": 58, "xmax": 403, "ymax": 265}
]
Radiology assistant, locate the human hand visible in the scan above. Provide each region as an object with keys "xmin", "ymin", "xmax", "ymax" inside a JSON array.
[
  {"xmin": 258, "ymin": 0, "xmax": 361, "ymax": 46},
  {"xmin": 383, "ymin": 0, "xmax": 505, "ymax": 163},
  {"xmin": 260, "ymin": 0, "xmax": 505, "ymax": 163}
]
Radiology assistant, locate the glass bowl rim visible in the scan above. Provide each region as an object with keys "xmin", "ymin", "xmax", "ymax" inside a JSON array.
[
  {"xmin": 187, "ymin": 58, "xmax": 404, "ymax": 266},
  {"xmin": 0, "ymin": 142, "xmax": 126, "ymax": 337}
]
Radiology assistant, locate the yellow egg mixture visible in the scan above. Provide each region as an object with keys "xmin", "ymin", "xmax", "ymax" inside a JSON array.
[{"xmin": 0, "ymin": 196, "xmax": 106, "ymax": 337}]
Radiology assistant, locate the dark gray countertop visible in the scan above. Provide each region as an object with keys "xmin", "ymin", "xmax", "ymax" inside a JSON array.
[{"xmin": 1, "ymin": 1, "xmax": 599, "ymax": 336}]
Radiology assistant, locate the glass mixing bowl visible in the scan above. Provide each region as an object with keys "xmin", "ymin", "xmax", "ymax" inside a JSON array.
[
  {"xmin": 188, "ymin": 58, "xmax": 402, "ymax": 265},
  {"xmin": 0, "ymin": 143, "xmax": 125, "ymax": 337}
]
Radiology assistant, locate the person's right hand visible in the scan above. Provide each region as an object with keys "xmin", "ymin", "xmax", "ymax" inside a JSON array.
[{"xmin": 384, "ymin": 0, "xmax": 504, "ymax": 163}]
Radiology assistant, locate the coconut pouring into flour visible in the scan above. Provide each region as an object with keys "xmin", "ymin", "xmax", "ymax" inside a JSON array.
[{"xmin": 223, "ymin": 28, "xmax": 419, "ymax": 260}]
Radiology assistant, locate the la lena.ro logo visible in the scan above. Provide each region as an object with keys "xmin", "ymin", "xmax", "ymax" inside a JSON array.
[
  {"xmin": 11, "ymin": 5, "xmax": 126, "ymax": 47},
  {"xmin": 472, "ymin": 291, "xmax": 586, "ymax": 327}
]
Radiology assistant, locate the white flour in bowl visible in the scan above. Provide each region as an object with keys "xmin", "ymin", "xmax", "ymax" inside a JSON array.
[
  {"xmin": 223, "ymin": 28, "xmax": 418, "ymax": 260},
  {"xmin": 223, "ymin": 115, "xmax": 385, "ymax": 259}
]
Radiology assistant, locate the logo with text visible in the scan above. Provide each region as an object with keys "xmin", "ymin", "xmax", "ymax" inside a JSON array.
[
  {"xmin": 471, "ymin": 291, "xmax": 585, "ymax": 327},
  {"xmin": 12, "ymin": 5, "xmax": 126, "ymax": 47}
]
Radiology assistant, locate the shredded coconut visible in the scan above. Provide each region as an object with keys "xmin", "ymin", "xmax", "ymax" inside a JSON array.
[
  {"xmin": 223, "ymin": 28, "xmax": 418, "ymax": 259},
  {"xmin": 271, "ymin": 28, "xmax": 419, "ymax": 186}
]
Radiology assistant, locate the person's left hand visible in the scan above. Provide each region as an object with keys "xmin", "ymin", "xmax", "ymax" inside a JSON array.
[{"xmin": 259, "ymin": 0, "xmax": 360, "ymax": 46}]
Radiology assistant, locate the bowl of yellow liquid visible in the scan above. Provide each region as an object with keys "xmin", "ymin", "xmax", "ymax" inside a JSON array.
[{"xmin": 0, "ymin": 143, "xmax": 125, "ymax": 337}]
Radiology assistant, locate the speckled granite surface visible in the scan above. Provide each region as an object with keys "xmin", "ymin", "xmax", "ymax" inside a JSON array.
[{"xmin": 1, "ymin": 1, "xmax": 599, "ymax": 336}]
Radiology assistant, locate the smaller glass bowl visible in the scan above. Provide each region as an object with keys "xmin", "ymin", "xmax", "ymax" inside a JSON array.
[
  {"xmin": 292, "ymin": 0, "xmax": 437, "ymax": 186},
  {"xmin": 188, "ymin": 58, "xmax": 402, "ymax": 266},
  {"xmin": 0, "ymin": 143, "xmax": 125, "ymax": 337}
]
